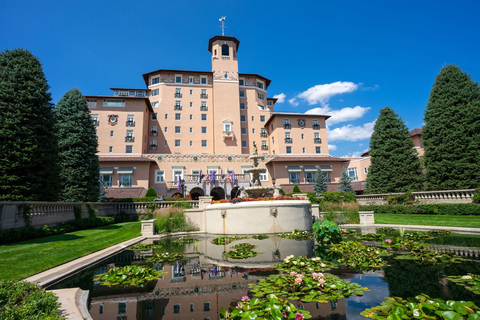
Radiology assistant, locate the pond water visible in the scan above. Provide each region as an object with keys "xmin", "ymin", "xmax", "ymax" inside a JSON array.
[{"xmin": 49, "ymin": 230, "xmax": 480, "ymax": 320}]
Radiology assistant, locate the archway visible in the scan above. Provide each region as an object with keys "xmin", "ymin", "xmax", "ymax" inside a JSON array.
[
  {"xmin": 189, "ymin": 187, "xmax": 204, "ymax": 200},
  {"xmin": 210, "ymin": 187, "xmax": 225, "ymax": 200},
  {"xmin": 230, "ymin": 187, "xmax": 240, "ymax": 199}
]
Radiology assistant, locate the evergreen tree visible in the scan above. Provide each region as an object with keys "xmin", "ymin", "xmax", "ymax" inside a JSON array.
[
  {"xmin": 423, "ymin": 64, "xmax": 480, "ymax": 190},
  {"xmin": 0, "ymin": 49, "xmax": 60, "ymax": 201},
  {"xmin": 54, "ymin": 88, "xmax": 100, "ymax": 202},
  {"xmin": 338, "ymin": 169, "xmax": 354, "ymax": 193},
  {"xmin": 366, "ymin": 106, "xmax": 423, "ymax": 194},
  {"xmin": 313, "ymin": 166, "xmax": 328, "ymax": 193}
]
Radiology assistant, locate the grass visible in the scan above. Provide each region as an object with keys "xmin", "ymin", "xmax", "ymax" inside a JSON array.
[
  {"xmin": 0, "ymin": 221, "xmax": 141, "ymax": 281},
  {"xmin": 374, "ymin": 214, "xmax": 480, "ymax": 228}
]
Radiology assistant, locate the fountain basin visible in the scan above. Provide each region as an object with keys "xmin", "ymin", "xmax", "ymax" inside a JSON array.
[{"xmin": 204, "ymin": 200, "xmax": 312, "ymax": 235}]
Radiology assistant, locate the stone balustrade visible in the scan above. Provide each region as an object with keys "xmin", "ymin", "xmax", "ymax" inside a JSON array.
[
  {"xmin": 356, "ymin": 189, "xmax": 475, "ymax": 205},
  {"xmin": 0, "ymin": 200, "xmax": 199, "ymax": 231}
]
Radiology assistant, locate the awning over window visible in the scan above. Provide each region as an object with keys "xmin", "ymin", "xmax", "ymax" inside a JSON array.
[
  {"xmin": 117, "ymin": 167, "xmax": 134, "ymax": 174},
  {"xmin": 287, "ymin": 166, "xmax": 302, "ymax": 172},
  {"xmin": 99, "ymin": 167, "xmax": 114, "ymax": 174},
  {"xmin": 320, "ymin": 165, "xmax": 333, "ymax": 172},
  {"xmin": 304, "ymin": 166, "xmax": 317, "ymax": 172}
]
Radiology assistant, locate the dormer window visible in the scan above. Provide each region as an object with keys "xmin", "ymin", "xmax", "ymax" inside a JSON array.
[{"xmin": 222, "ymin": 44, "xmax": 229, "ymax": 56}]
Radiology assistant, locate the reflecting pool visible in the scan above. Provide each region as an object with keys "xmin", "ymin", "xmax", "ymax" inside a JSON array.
[{"xmin": 49, "ymin": 232, "xmax": 480, "ymax": 320}]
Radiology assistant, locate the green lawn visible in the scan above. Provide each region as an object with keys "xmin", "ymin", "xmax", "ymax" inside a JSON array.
[
  {"xmin": 374, "ymin": 214, "xmax": 480, "ymax": 228},
  {"xmin": 0, "ymin": 221, "xmax": 141, "ymax": 281}
]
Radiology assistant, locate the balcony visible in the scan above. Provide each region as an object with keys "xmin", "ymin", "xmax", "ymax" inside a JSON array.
[
  {"xmin": 200, "ymin": 94, "xmax": 208, "ymax": 99},
  {"xmin": 261, "ymin": 145, "xmax": 268, "ymax": 151},
  {"xmin": 283, "ymin": 123, "xmax": 291, "ymax": 129},
  {"xmin": 174, "ymin": 93, "xmax": 182, "ymax": 98},
  {"xmin": 200, "ymin": 106, "xmax": 208, "ymax": 111},
  {"xmin": 125, "ymin": 136, "xmax": 135, "ymax": 142},
  {"xmin": 313, "ymin": 124, "xmax": 320, "ymax": 130},
  {"xmin": 260, "ymin": 132, "xmax": 267, "ymax": 138},
  {"xmin": 285, "ymin": 137, "xmax": 292, "ymax": 143},
  {"xmin": 149, "ymin": 144, "xmax": 157, "ymax": 151},
  {"xmin": 223, "ymin": 131, "xmax": 235, "ymax": 140},
  {"xmin": 126, "ymin": 121, "xmax": 135, "ymax": 127},
  {"xmin": 314, "ymin": 138, "xmax": 322, "ymax": 144},
  {"xmin": 174, "ymin": 105, "xmax": 182, "ymax": 111},
  {"xmin": 150, "ymin": 130, "xmax": 158, "ymax": 137}
]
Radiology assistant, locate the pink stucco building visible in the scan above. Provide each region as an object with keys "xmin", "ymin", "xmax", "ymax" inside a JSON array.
[{"xmin": 86, "ymin": 34, "xmax": 423, "ymax": 199}]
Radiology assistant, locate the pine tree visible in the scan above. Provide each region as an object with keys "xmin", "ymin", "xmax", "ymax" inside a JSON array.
[
  {"xmin": 366, "ymin": 106, "xmax": 423, "ymax": 194},
  {"xmin": 338, "ymin": 169, "xmax": 354, "ymax": 193},
  {"xmin": 54, "ymin": 88, "xmax": 100, "ymax": 202},
  {"xmin": 0, "ymin": 49, "xmax": 60, "ymax": 201},
  {"xmin": 313, "ymin": 166, "xmax": 328, "ymax": 193},
  {"xmin": 423, "ymin": 64, "xmax": 480, "ymax": 190}
]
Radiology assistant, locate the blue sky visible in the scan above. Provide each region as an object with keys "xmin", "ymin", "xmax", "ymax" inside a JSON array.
[{"xmin": 2, "ymin": 0, "xmax": 479, "ymax": 157}]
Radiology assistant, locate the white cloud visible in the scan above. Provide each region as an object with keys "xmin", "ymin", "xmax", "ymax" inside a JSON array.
[
  {"xmin": 273, "ymin": 93, "xmax": 286, "ymax": 103},
  {"xmin": 328, "ymin": 120, "xmax": 376, "ymax": 142},
  {"xmin": 328, "ymin": 144, "xmax": 337, "ymax": 151},
  {"xmin": 288, "ymin": 98, "xmax": 299, "ymax": 107},
  {"xmin": 296, "ymin": 81, "xmax": 359, "ymax": 107},
  {"xmin": 305, "ymin": 105, "xmax": 371, "ymax": 125},
  {"xmin": 342, "ymin": 149, "xmax": 369, "ymax": 158}
]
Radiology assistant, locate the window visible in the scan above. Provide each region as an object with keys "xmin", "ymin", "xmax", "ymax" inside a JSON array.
[
  {"xmin": 126, "ymin": 145, "xmax": 132, "ymax": 154},
  {"xmin": 127, "ymin": 114, "xmax": 135, "ymax": 127},
  {"xmin": 161, "ymin": 306, "xmax": 166, "ymax": 315},
  {"xmin": 261, "ymin": 128, "xmax": 267, "ymax": 137},
  {"xmin": 164, "ymin": 127, "xmax": 168, "ymax": 133},
  {"xmin": 145, "ymin": 302, "xmax": 154, "ymax": 316},
  {"xmin": 222, "ymin": 44, "xmax": 229, "ymax": 56},
  {"xmin": 257, "ymin": 81, "xmax": 264, "ymax": 89},
  {"xmin": 286, "ymin": 146, "xmax": 292, "ymax": 154},
  {"xmin": 284, "ymin": 119, "xmax": 291, "ymax": 129},
  {"xmin": 99, "ymin": 304, "xmax": 104, "ymax": 314},
  {"xmin": 110, "ymin": 130, "xmax": 114, "ymax": 137},
  {"xmin": 252, "ymin": 128, "xmax": 255, "ymax": 134},
  {"xmin": 175, "ymin": 126, "xmax": 181, "ymax": 134},
  {"xmin": 126, "ymin": 130, "xmax": 134, "ymax": 142},
  {"xmin": 258, "ymin": 105, "xmax": 265, "ymax": 110},
  {"xmin": 190, "ymin": 303, "xmax": 194, "ymax": 312},
  {"xmin": 267, "ymin": 101, "xmax": 273, "ymax": 107},
  {"xmin": 173, "ymin": 304, "xmax": 180, "ymax": 314},
  {"xmin": 175, "ymin": 140, "xmax": 181, "ymax": 147},
  {"xmin": 201, "ymin": 76, "xmax": 207, "ymax": 84},
  {"xmin": 347, "ymin": 167, "xmax": 358, "ymax": 181},
  {"xmin": 239, "ymin": 91, "xmax": 245, "ymax": 98},
  {"xmin": 151, "ymin": 89, "xmax": 159, "ymax": 96},
  {"xmin": 155, "ymin": 170, "xmax": 165, "ymax": 183},
  {"xmin": 190, "ymin": 141, "xmax": 192, "ymax": 146},
  {"xmin": 151, "ymin": 101, "xmax": 159, "ymax": 108},
  {"xmin": 260, "ymin": 115, "xmax": 265, "ymax": 122},
  {"xmin": 251, "ymin": 116, "xmax": 254, "ymax": 121},
  {"xmin": 189, "ymin": 76, "xmax": 194, "ymax": 83},
  {"xmin": 103, "ymin": 99, "xmax": 125, "ymax": 107},
  {"xmin": 175, "ymin": 88, "xmax": 182, "ymax": 97},
  {"xmin": 109, "ymin": 146, "xmax": 113, "ymax": 153},
  {"xmin": 120, "ymin": 174, "xmax": 132, "ymax": 187},
  {"xmin": 175, "ymin": 113, "xmax": 181, "ymax": 120},
  {"xmin": 364, "ymin": 167, "xmax": 368, "ymax": 175},
  {"xmin": 190, "ymin": 114, "xmax": 193, "ymax": 120},
  {"xmin": 117, "ymin": 317, "xmax": 127, "ymax": 320},
  {"xmin": 201, "ymin": 140, "xmax": 207, "ymax": 147},
  {"xmin": 260, "ymin": 169, "xmax": 268, "ymax": 181},
  {"xmin": 305, "ymin": 172, "xmax": 315, "ymax": 184},
  {"xmin": 240, "ymin": 102, "xmax": 245, "ymax": 110},
  {"xmin": 150, "ymin": 126, "xmax": 157, "ymax": 136},
  {"xmin": 201, "ymin": 101, "xmax": 207, "ymax": 111},
  {"xmin": 224, "ymin": 122, "xmax": 231, "ymax": 132},
  {"xmin": 164, "ymin": 141, "xmax": 168, "ymax": 147},
  {"xmin": 303, "ymin": 147, "xmax": 306, "ymax": 154},
  {"xmin": 285, "ymin": 132, "xmax": 292, "ymax": 143},
  {"xmin": 174, "ymin": 100, "xmax": 181, "ymax": 110},
  {"xmin": 239, "ymin": 78, "xmax": 244, "ymax": 86},
  {"xmin": 242, "ymin": 140, "xmax": 247, "ymax": 148},
  {"xmin": 201, "ymin": 89, "xmax": 207, "ymax": 99},
  {"xmin": 150, "ymin": 139, "xmax": 157, "ymax": 150},
  {"xmin": 258, "ymin": 93, "xmax": 264, "ymax": 100},
  {"xmin": 316, "ymin": 146, "xmax": 321, "ymax": 154},
  {"xmin": 201, "ymin": 114, "xmax": 207, "ymax": 121},
  {"xmin": 201, "ymin": 127, "xmax": 207, "ymax": 134},
  {"xmin": 151, "ymin": 77, "xmax": 160, "ymax": 85},
  {"xmin": 175, "ymin": 75, "xmax": 182, "ymax": 83},
  {"xmin": 240, "ymin": 115, "xmax": 246, "ymax": 122},
  {"xmin": 190, "ymin": 102, "xmax": 193, "ymax": 108},
  {"xmin": 87, "ymin": 99, "xmax": 97, "ymax": 108},
  {"xmin": 91, "ymin": 114, "xmax": 99, "ymax": 126},
  {"xmin": 190, "ymin": 127, "xmax": 193, "ymax": 133},
  {"xmin": 241, "ymin": 128, "xmax": 246, "ymax": 135},
  {"xmin": 152, "ymin": 113, "xmax": 158, "ymax": 121},
  {"xmin": 101, "ymin": 174, "xmax": 112, "ymax": 187},
  {"xmin": 289, "ymin": 172, "xmax": 299, "ymax": 184},
  {"xmin": 165, "ymin": 114, "xmax": 168, "ymax": 120},
  {"xmin": 204, "ymin": 302, "xmax": 211, "ymax": 311}
]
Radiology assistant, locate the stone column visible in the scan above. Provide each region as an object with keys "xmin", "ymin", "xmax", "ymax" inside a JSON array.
[{"xmin": 198, "ymin": 196, "xmax": 213, "ymax": 210}]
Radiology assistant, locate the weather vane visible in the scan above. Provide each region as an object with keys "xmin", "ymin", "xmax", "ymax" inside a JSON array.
[{"xmin": 219, "ymin": 16, "xmax": 226, "ymax": 36}]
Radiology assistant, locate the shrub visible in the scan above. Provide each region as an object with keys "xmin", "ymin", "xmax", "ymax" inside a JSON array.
[
  {"xmin": 87, "ymin": 203, "xmax": 96, "ymax": 218},
  {"xmin": 73, "ymin": 205, "xmax": 82, "ymax": 220},
  {"xmin": 473, "ymin": 187, "xmax": 480, "ymax": 204},
  {"xmin": 322, "ymin": 202, "xmax": 360, "ymax": 224},
  {"xmin": 308, "ymin": 192, "xmax": 356, "ymax": 205},
  {"xmin": 360, "ymin": 203, "xmax": 480, "ymax": 215},
  {"xmin": 292, "ymin": 185, "xmax": 301, "ymax": 193},
  {"xmin": 279, "ymin": 188, "xmax": 286, "ymax": 196},
  {"xmin": 145, "ymin": 187, "xmax": 157, "ymax": 197},
  {"xmin": 154, "ymin": 207, "xmax": 198, "ymax": 234},
  {"xmin": 387, "ymin": 191, "xmax": 414, "ymax": 205}
]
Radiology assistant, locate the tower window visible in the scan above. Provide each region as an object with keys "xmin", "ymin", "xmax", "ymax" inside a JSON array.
[{"xmin": 222, "ymin": 44, "xmax": 229, "ymax": 56}]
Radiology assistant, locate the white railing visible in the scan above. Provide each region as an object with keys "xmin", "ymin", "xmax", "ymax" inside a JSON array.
[{"xmin": 357, "ymin": 189, "xmax": 476, "ymax": 205}]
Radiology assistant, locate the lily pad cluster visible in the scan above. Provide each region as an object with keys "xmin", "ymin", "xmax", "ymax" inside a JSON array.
[
  {"xmin": 252, "ymin": 234, "xmax": 269, "ymax": 240},
  {"xmin": 427, "ymin": 229, "xmax": 452, "ymax": 236},
  {"xmin": 361, "ymin": 294, "xmax": 480, "ymax": 320},
  {"xmin": 330, "ymin": 241, "xmax": 389, "ymax": 271},
  {"xmin": 361, "ymin": 233, "xmax": 388, "ymax": 241},
  {"xmin": 446, "ymin": 274, "xmax": 480, "ymax": 295},
  {"xmin": 249, "ymin": 272, "xmax": 369, "ymax": 303},
  {"xmin": 402, "ymin": 232, "xmax": 434, "ymax": 241},
  {"xmin": 274, "ymin": 255, "xmax": 338, "ymax": 273},
  {"xmin": 224, "ymin": 243, "xmax": 260, "ymax": 259},
  {"xmin": 278, "ymin": 229, "xmax": 313, "ymax": 240},
  {"xmin": 220, "ymin": 294, "xmax": 312, "ymax": 320},
  {"xmin": 127, "ymin": 243, "xmax": 155, "ymax": 251},
  {"xmin": 396, "ymin": 248, "xmax": 465, "ymax": 265},
  {"xmin": 377, "ymin": 227, "xmax": 395, "ymax": 234},
  {"xmin": 211, "ymin": 236, "xmax": 247, "ymax": 245},
  {"xmin": 379, "ymin": 238, "xmax": 426, "ymax": 251},
  {"xmin": 149, "ymin": 252, "xmax": 184, "ymax": 263},
  {"xmin": 93, "ymin": 265, "xmax": 165, "ymax": 287},
  {"xmin": 173, "ymin": 237, "xmax": 198, "ymax": 244}
]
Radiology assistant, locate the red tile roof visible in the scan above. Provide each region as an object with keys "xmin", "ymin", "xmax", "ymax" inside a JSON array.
[
  {"xmin": 104, "ymin": 187, "xmax": 147, "ymax": 200},
  {"xmin": 99, "ymin": 156, "xmax": 156, "ymax": 163},
  {"xmin": 409, "ymin": 128, "xmax": 423, "ymax": 136}
]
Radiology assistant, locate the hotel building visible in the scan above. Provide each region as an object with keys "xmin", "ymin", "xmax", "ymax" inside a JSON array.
[{"xmin": 86, "ymin": 34, "xmax": 422, "ymax": 200}]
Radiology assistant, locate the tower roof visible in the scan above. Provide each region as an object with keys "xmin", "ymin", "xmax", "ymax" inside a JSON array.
[{"xmin": 208, "ymin": 36, "xmax": 240, "ymax": 53}]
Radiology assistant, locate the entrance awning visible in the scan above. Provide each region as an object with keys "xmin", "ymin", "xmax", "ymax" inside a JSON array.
[
  {"xmin": 286, "ymin": 166, "xmax": 301, "ymax": 172},
  {"xmin": 320, "ymin": 165, "xmax": 333, "ymax": 172},
  {"xmin": 304, "ymin": 166, "xmax": 317, "ymax": 172},
  {"xmin": 99, "ymin": 167, "xmax": 114, "ymax": 174},
  {"xmin": 117, "ymin": 167, "xmax": 134, "ymax": 174}
]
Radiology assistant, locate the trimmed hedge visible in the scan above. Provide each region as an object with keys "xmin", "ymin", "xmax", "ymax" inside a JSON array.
[
  {"xmin": 308, "ymin": 192, "xmax": 356, "ymax": 205},
  {"xmin": 360, "ymin": 203, "xmax": 480, "ymax": 215},
  {"xmin": 117, "ymin": 197, "xmax": 192, "ymax": 202},
  {"xmin": 0, "ymin": 216, "xmax": 122, "ymax": 245}
]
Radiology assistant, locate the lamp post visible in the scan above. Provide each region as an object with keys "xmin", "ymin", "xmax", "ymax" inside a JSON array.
[
  {"xmin": 272, "ymin": 177, "xmax": 276, "ymax": 186},
  {"xmin": 181, "ymin": 179, "xmax": 186, "ymax": 198}
]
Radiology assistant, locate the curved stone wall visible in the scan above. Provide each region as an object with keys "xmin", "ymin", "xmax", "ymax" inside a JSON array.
[{"xmin": 204, "ymin": 200, "xmax": 312, "ymax": 235}]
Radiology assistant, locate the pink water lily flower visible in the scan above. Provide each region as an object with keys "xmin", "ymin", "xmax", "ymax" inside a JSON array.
[
  {"xmin": 295, "ymin": 277, "xmax": 303, "ymax": 284},
  {"xmin": 282, "ymin": 312, "xmax": 287, "ymax": 318},
  {"xmin": 318, "ymin": 279, "xmax": 326, "ymax": 286},
  {"xmin": 385, "ymin": 239, "xmax": 392, "ymax": 243},
  {"xmin": 241, "ymin": 296, "xmax": 250, "ymax": 301},
  {"xmin": 290, "ymin": 271, "xmax": 297, "ymax": 276},
  {"xmin": 296, "ymin": 313, "xmax": 304, "ymax": 320}
]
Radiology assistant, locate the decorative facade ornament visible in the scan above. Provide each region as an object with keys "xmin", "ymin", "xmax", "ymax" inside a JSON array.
[
  {"xmin": 107, "ymin": 114, "xmax": 119, "ymax": 125},
  {"xmin": 270, "ymin": 207, "xmax": 278, "ymax": 217},
  {"xmin": 221, "ymin": 210, "xmax": 227, "ymax": 218},
  {"xmin": 297, "ymin": 118, "xmax": 306, "ymax": 128}
]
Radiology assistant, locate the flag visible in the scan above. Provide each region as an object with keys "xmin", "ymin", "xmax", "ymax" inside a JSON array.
[
  {"xmin": 232, "ymin": 170, "xmax": 236, "ymax": 185},
  {"xmin": 210, "ymin": 171, "xmax": 215, "ymax": 184},
  {"xmin": 197, "ymin": 170, "xmax": 203, "ymax": 185},
  {"xmin": 221, "ymin": 170, "xmax": 226, "ymax": 179},
  {"xmin": 177, "ymin": 175, "xmax": 181, "ymax": 190}
]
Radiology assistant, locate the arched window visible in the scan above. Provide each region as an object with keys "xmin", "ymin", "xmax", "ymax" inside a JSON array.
[{"xmin": 222, "ymin": 44, "xmax": 229, "ymax": 56}]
